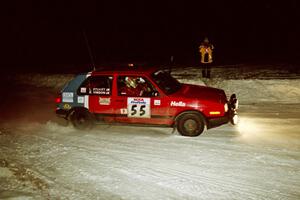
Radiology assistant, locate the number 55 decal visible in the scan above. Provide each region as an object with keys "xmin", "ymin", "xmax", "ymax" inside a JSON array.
[{"xmin": 127, "ymin": 97, "xmax": 150, "ymax": 118}]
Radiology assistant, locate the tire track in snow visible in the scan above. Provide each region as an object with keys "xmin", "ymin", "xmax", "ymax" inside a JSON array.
[
  {"xmin": 106, "ymin": 148, "xmax": 299, "ymax": 200},
  {"xmin": 40, "ymin": 125, "xmax": 300, "ymax": 199},
  {"xmin": 83, "ymin": 132, "xmax": 299, "ymax": 199},
  {"xmin": 4, "ymin": 122, "xmax": 299, "ymax": 199},
  {"xmin": 48, "ymin": 133, "xmax": 292, "ymax": 199}
]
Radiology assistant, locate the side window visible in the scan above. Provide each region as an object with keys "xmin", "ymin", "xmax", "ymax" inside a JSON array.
[
  {"xmin": 78, "ymin": 76, "xmax": 113, "ymax": 96},
  {"xmin": 117, "ymin": 76, "xmax": 159, "ymax": 97}
]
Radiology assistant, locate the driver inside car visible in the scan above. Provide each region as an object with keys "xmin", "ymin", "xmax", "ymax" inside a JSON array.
[{"xmin": 119, "ymin": 77, "xmax": 152, "ymax": 97}]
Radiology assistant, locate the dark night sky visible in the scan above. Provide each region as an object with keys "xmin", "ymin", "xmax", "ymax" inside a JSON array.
[{"xmin": 3, "ymin": 0, "xmax": 300, "ymax": 70}]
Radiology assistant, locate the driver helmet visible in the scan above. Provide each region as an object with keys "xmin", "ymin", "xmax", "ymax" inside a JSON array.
[{"xmin": 125, "ymin": 77, "xmax": 137, "ymax": 88}]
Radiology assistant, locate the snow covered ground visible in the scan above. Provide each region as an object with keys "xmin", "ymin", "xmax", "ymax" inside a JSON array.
[{"xmin": 0, "ymin": 64, "xmax": 300, "ymax": 199}]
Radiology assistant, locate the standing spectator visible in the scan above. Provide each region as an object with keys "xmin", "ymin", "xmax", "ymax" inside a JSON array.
[{"xmin": 199, "ymin": 37, "xmax": 214, "ymax": 78}]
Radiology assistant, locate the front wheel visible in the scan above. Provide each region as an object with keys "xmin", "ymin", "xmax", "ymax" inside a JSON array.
[
  {"xmin": 69, "ymin": 109, "xmax": 94, "ymax": 130},
  {"xmin": 176, "ymin": 113, "xmax": 206, "ymax": 137}
]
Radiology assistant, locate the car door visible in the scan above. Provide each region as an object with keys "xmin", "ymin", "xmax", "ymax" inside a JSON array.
[
  {"xmin": 113, "ymin": 75, "xmax": 171, "ymax": 125},
  {"xmin": 78, "ymin": 75, "xmax": 114, "ymax": 122}
]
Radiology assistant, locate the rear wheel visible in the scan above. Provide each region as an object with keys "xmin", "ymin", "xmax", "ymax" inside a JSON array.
[
  {"xmin": 177, "ymin": 113, "xmax": 206, "ymax": 137},
  {"xmin": 69, "ymin": 109, "xmax": 94, "ymax": 130}
]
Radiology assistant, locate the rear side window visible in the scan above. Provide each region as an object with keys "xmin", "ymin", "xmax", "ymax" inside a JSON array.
[{"xmin": 78, "ymin": 76, "xmax": 113, "ymax": 96}]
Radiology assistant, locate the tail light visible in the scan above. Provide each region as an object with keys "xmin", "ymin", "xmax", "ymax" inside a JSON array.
[{"xmin": 55, "ymin": 95, "xmax": 62, "ymax": 103}]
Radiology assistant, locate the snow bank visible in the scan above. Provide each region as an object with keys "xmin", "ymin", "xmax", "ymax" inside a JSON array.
[
  {"xmin": 1, "ymin": 67, "xmax": 300, "ymax": 199},
  {"xmin": 171, "ymin": 66, "xmax": 300, "ymax": 104},
  {"xmin": 12, "ymin": 66, "xmax": 300, "ymax": 104},
  {"xmin": 204, "ymin": 79, "xmax": 300, "ymax": 104},
  {"xmin": 175, "ymin": 78, "xmax": 300, "ymax": 104},
  {"xmin": 13, "ymin": 73, "xmax": 74, "ymax": 89}
]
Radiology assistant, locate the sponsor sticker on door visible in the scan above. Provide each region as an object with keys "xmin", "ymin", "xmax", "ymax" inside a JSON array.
[
  {"xmin": 120, "ymin": 108, "xmax": 127, "ymax": 114},
  {"xmin": 127, "ymin": 97, "xmax": 150, "ymax": 118},
  {"xmin": 154, "ymin": 99, "xmax": 161, "ymax": 106},
  {"xmin": 99, "ymin": 97, "xmax": 111, "ymax": 105}
]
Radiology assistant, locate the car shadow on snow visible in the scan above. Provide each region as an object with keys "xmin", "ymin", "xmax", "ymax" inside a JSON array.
[{"xmin": 45, "ymin": 120, "xmax": 174, "ymax": 138}]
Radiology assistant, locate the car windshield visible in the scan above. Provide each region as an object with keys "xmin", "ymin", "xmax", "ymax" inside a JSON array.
[{"xmin": 151, "ymin": 70, "xmax": 182, "ymax": 95}]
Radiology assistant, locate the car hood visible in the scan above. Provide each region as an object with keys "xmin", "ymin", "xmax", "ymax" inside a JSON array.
[{"xmin": 171, "ymin": 84, "xmax": 227, "ymax": 102}]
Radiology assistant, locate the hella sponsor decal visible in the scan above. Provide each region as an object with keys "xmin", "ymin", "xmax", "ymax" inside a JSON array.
[{"xmin": 170, "ymin": 101, "xmax": 186, "ymax": 107}]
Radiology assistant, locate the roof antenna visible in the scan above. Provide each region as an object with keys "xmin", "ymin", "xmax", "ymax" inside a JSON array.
[{"xmin": 82, "ymin": 29, "xmax": 96, "ymax": 71}]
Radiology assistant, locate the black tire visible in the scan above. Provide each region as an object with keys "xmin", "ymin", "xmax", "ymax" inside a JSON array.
[
  {"xmin": 69, "ymin": 109, "xmax": 94, "ymax": 130},
  {"xmin": 176, "ymin": 113, "xmax": 206, "ymax": 137}
]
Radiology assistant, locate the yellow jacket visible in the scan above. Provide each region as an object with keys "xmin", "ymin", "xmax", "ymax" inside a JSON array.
[{"xmin": 199, "ymin": 43, "xmax": 214, "ymax": 64}]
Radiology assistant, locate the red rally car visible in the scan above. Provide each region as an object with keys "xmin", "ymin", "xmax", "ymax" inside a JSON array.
[{"xmin": 56, "ymin": 66, "xmax": 238, "ymax": 137}]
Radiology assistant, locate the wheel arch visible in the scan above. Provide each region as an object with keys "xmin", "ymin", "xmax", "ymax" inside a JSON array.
[
  {"xmin": 174, "ymin": 110, "xmax": 208, "ymax": 126},
  {"xmin": 66, "ymin": 106, "xmax": 91, "ymax": 120}
]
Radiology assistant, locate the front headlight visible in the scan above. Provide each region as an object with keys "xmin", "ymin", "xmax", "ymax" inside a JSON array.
[{"xmin": 224, "ymin": 103, "xmax": 229, "ymax": 112}]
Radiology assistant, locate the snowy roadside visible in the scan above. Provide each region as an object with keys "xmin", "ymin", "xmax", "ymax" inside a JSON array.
[
  {"xmin": 0, "ymin": 65, "xmax": 300, "ymax": 199},
  {"xmin": 1, "ymin": 107, "xmax": 300, "ymax": 199},
  {"xmin": 10, "ymin": 64, "xmax": 300, "ymax": 104},
  {"xmin": 171, "ymin": 65, "xmax": 300, "ymax": 104}
]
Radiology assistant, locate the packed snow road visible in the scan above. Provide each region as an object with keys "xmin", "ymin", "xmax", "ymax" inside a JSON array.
[{"xmin": 1, "ymin": 79, "xmax": 300, "ymax": 199}]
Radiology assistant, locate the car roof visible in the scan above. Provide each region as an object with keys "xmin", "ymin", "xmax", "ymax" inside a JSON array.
[{"xmin": 90, "ymin": 65, "xmax": 162, "ymax": 76}]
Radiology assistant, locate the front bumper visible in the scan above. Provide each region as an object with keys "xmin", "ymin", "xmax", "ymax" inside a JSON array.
[
  {"xmin": 207, "ymin": 94, "xmax": 239, "ymax": 129},
  {"xmin": 207, "ymin": 115, "xmax": 230, "ymax": 129}
]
